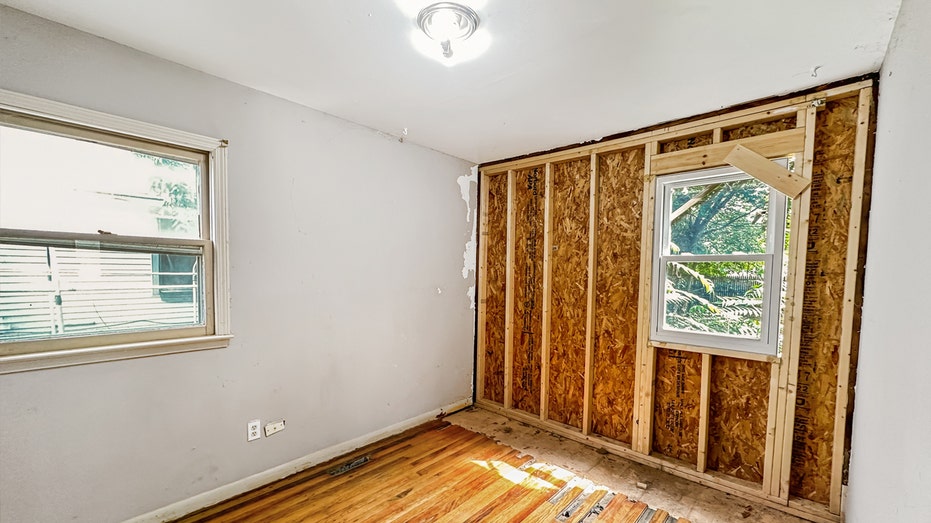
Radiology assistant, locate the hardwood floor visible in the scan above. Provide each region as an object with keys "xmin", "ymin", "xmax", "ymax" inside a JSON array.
[{"xmin": 175, "ymin": 420, "xmax": 691, "ymax": 522}]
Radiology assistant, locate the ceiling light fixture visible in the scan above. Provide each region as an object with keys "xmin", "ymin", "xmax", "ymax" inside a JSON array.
[{"xmin": 417, "ymin": 2, "xmax": 480, "ymax": 59}]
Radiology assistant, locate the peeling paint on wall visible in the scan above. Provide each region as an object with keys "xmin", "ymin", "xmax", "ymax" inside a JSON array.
[{"xmin": 459, "ymin": 167, "xmax": 478, "ymax": 308}]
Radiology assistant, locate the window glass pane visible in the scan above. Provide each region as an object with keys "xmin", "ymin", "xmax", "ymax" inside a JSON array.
[
  {"xmin": 0, "ymin": 125, "xmax": 201, "ymax": 239},
  {"xmin": 669, "ymin": 177, "xmax": 769, "ymax": 255},
  {"xmin": 0, "ymin": 243, "xmax": 203, "ymax": 342},
  {"xmin": 663, "ymin": 260, "xmax": 765, "ymax": 340}
]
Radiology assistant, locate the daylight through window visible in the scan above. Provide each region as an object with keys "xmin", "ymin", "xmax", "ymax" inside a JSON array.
[
  {"xmin": 0, "ymin": 100, "xmax": 229, "ymax": 365},
  {"xmin": 651, "ymin": 164, "xmax": 788, "ymax": 355}
]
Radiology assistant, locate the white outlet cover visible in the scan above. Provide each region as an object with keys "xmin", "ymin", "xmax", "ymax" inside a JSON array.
[
  {"xmin": 247, "ymin": 419, "xmax": 261, "ymax": 442},
  {"xmin": 264, "ymin": 420, "xmax": 286, "ymax": 437}
]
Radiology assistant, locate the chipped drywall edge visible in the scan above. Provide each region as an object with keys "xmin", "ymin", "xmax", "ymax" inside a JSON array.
[
  {"xmin": 459, "ymin": 166, "xmax": 479, "ymax": 309},
  {"xmin": 458, "ymin": 168, "xmax": 477, "ymax": 223}
]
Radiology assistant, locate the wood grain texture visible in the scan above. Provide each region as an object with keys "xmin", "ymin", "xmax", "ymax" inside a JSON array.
[
  {"xmin": 707, "ymin": 356, "xmax": 771, "ymax": 484},
  {"xmin": 790, "ymin": 96, "xmax": 858, "ymax": 504},
  {"xmin": 770, "ymin": 106, "xmax": 818, "ymax": 500},
  {"xmin": 582, "ymin": 152, "xmax": 599, "ymax": 435},
  {"xmin": 634, "ymin": 142, "xmax": 659, "ymax": 454},
  {"xmin": 723, "ymin": 115, "xmax": 797, "ymax": 141},
  {"xmin": 511, "ymin": 167, "xmax": 546, "ymax": 415},
  {"xmin": 547, "ymin": 159, "xmax": 591, "ymax": 428},
  {"xmin": 590, "ymin": 148, "xmax": 644, "ymax": 444},
  {"xmin": 724, "ymin": 144, "xmax": 811, "ymax": 198},
  {"xmin": 175, "ymin": 420, "xmax": 688, "ymax": 523},
  {"xmin": 829, "ymin": 87, "xmax": 874, "ymax": 512},
  {"xmin": 652, "ymin": 349, "xmax": 703, "ymax": 465},
  {"xmin": 483, "ymin": 174, "xmax": 509, "ymax": 403},
  {"xmin": 651, "ymin": 128, "xmax": 805, "ymax": 175},
  {"xmin": 659, "ymin": 131, "xmax": 714, "ymax": 153},
  {"xmin": 475, "ymin": 81, "xmax": 873, "ymax": 516}
]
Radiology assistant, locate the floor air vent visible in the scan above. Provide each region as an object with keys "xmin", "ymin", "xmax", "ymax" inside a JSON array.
[{"xmin": 327, "ymin": 455, "xmax": 370, "ymax": 476}]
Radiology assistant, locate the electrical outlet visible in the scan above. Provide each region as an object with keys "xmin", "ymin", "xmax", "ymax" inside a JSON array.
[
  {"xmin": 247, "ymin": 419, "xmax": 261, "ymax": 442},
  {"xmin": 264, "ymin": 419, "xmax": 286, "ymax": 437}
]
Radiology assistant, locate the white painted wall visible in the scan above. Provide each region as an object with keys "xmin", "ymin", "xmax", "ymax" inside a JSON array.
[
  {"xmin": 846, "ymin": 0, "xmax": 931, "ymax": 519},
  {"xmin": 0, "ymin": 7, "xmax": 475, "ymax": 522}
]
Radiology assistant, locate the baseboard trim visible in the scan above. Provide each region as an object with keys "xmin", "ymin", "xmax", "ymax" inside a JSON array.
[{"xmin": 125, "ymin": 397, "xmax": 473, "ymax": 523}]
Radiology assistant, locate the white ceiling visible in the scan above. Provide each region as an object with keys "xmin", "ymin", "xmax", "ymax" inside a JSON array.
[{"xmin": 2, "ymin": 0, "xmax": 901, "ymax": 164}]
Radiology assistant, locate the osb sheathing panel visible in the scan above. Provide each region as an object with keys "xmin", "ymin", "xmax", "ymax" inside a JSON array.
[
  {"xmin": 659, "ymin": 131, "xmax": 714, "ymax": 153},
  {"xmin": 653, "ymin": 349, "xmax": 702, "ymax": 465},
  {"xmin": 723, "ymin": 115, "xmax": 797, "ymax": 141},
  {"xmin": 547, "ymin": 159, "xmax": 591, "ymax": 428},
  {"xmin": 590, "ymin": 148, "xmax": 644, "ymax": 444},
  {"xmin": 476, "ymin": 82, "xmax": 872, "ymax": 513},
  {"xmin": 707, "ymin": 356, "xmax": 770, "ymax": 484},
  {"xmin": 790, "ymin": 96, "xmax": 858, "ymax": 504},
  {"xmin": 482, "ymin": 174, "xmax": 508, "ymax": 404},
  {"xmin": 511, "ymin": 166, "xmax": 545, "ymax": 415}
]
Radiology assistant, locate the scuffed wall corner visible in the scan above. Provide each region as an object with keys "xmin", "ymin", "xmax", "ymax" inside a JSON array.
[{"xmin": 458, "ymin": 166, "xmax": 479, "ymax": 309}]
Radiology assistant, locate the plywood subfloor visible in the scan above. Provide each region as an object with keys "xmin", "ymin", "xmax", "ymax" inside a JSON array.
[{"xmin": 175, "ymin": 419, "xmax": 692, "ymax": 523}]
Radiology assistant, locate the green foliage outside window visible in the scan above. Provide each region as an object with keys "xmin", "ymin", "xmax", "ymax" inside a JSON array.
[{"xmin": 664, "ymin": 177, "xmax": 774, "ymax": 339}]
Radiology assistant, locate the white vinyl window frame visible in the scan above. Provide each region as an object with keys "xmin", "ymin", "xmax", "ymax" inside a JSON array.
[
  {"xmin": 0, "ymin": 89, "xmax": 231, "ymax": 373},
  {"xmin": 650, "ymin": 164, "xmax": 787, "ymax": 356}
]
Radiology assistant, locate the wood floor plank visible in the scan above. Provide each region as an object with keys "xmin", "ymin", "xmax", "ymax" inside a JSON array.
[
  {"xmin": 431, "ymin": 472, "xmax": 532, "ymax": 522},
  {"xmin": 231, "ymin": 426, "xmax": 467, "ymax": 522},
  {"xmin": 336, "ymin": 436, "xmax": 519, "ymax": 522},
  {"xmin": 171, "ymin": 419, "xmax": 688, "ymax": 523},
  {"xmin": 565, "ymin": 488, "xmax": 609, "ymax": 523},
  {"xmin": 378, "ymin": 448, "xmax": 531, "ymax": 523},
  {"xmin": 430, "ymin": 459, "xmax": 564, "ymax": 523},
  {"xmin": 595, "ymin": 495, "xmax": 648, "ymax": 522},
  {"xmin": 523, "ymin": 483, "xmax": 586, "ymax": 522},
  {"xmin": 390, "ymin": 451, "xmax": 528, "ymax": 523},
  {"xmin": 467, "ymin": 465, "xmax": 567, "ymax": 522},
  {"xmin": 177, "ymin": 420, "xmax": 449, "ymax": 523},
  {"xmin": 592, "ymin": 494, "xmax": 630, "ymax": 521},
  {"xmin": 275, "ymin": 428, "xmax": 480, "ymax": 521},
  {"xmin": 371, "ymin": 448, "xmax": 529, "ymax": 523},
  {"xmin": 618, "ymin": 501, "xmax": 650, "ymax": 523},
  {"xmin": 183, "ymin": 422, "xmax": 456, "ymax": 522}
]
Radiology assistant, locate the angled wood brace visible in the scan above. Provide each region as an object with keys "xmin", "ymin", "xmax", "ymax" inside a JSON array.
[{"xmin": 724, "ymin": 144, "xmax": 811, "ymax": 198}]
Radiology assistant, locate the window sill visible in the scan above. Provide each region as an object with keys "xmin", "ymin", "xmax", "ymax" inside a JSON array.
[
  {"xmin": 0, "ymin": 334, "xmax": 233, "ymax": 374},
  {"xmin": 651, "ymin": 340, "xmax": 779, "ymax": 363}
]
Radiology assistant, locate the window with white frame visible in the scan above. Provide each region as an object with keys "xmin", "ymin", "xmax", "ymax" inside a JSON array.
[
  {"xmin": 0, "ymin": 91, "xmax": 230, "ymax": 371},
  {"xmin": 651, "ymin": 164, "xmax": 787, "ymax": 355}
]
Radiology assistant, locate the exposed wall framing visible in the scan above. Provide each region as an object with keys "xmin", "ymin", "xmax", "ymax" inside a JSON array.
[
  {"xmin": 708, "ymin": 356, "xmax": 770, "ymax": 484},
  {"xmin": 589, "ymin": 148, "xmax": 643, "ymax": 444},
  {"xmin": 476, "ymin": 78, "xmax": 875, "ymax": 523},
  {"xmin": 723, "ymin": 114, "xmax": 797, "ymax": 141},
  {"xmin": 658, "ymin": 131, "xmax": 714, "ymax": 153},
  {"xmin": 510, "ymin": 167, "xmax": 546, "ymax": 415},
  {"xmin": 790, "ymin": 96, "xmax": 859, "ymax": 504},
  {"xmin": 652, "ymin": 349, "xmax": 702, "ymax": 465},
  {"xmin": 545, "ymin": 159, "xmax": 591, "ymax": 428},
  {"xmin": 478, "ymin": 173, "xmax": 508, "ymax": 404}
]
